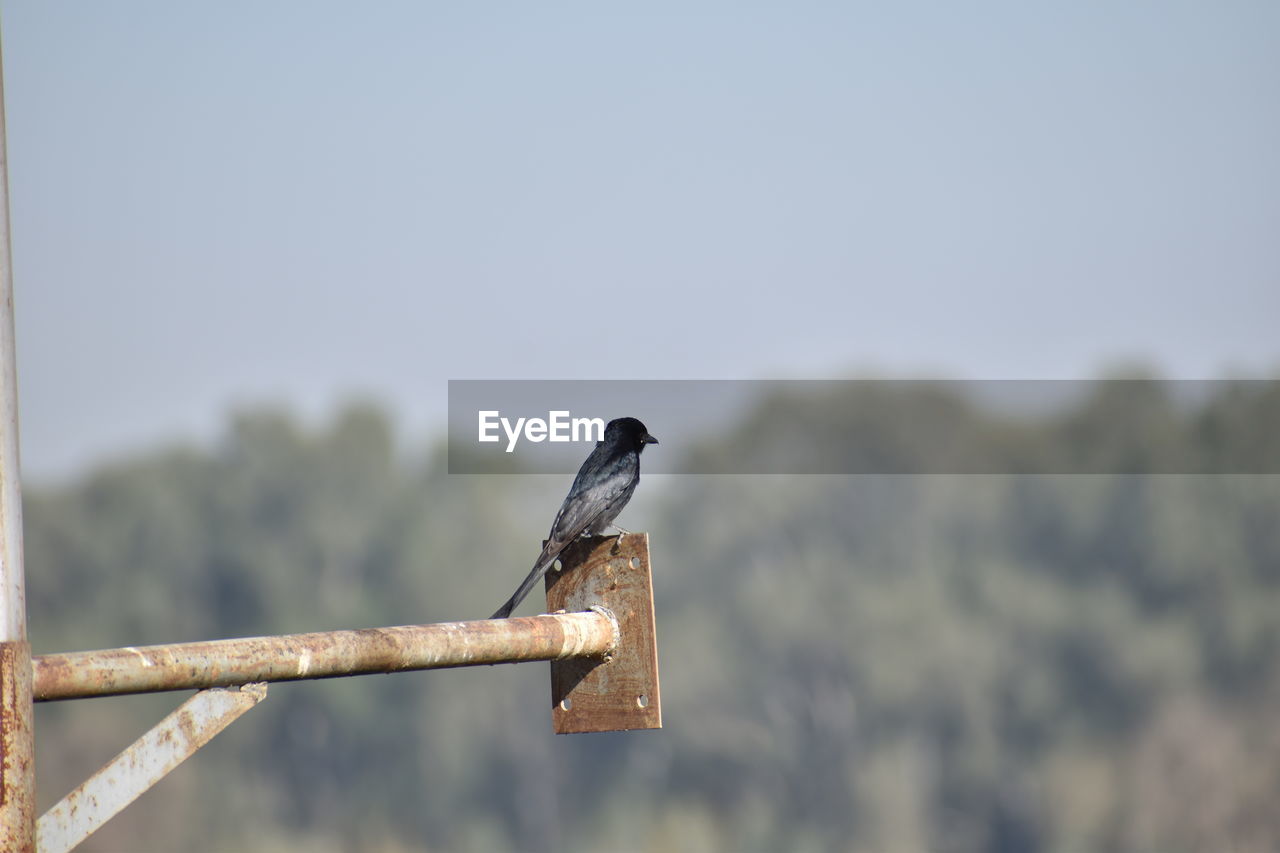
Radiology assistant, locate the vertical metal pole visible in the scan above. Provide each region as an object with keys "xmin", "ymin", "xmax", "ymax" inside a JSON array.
[{"xmin": 0, "ymin": 32, "xmax": 34, "ymax": 853}]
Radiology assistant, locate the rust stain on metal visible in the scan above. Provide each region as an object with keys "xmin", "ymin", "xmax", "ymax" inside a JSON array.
[
  {"xmin": 547, "ymin": 534, "xmax": 662, "ymax": 734},
  {"xmin": 0, "ymin": 640, "xmax": 34, "ymax": 851},
  {"xmin": 176, "ymin": 709, "xmax": 198, "ymax": 747},
  {"xmin": 32, "ymin": 613, "xmax": 616, "ymax": 701}
]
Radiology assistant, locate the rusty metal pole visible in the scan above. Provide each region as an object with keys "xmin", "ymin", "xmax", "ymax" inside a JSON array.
[
  {"xmin": 34, "ymin": 612, "xmax": 618, "ymax": 701},
  {"xmin": 0, "ymin": 33, "xmax": 34, "ymax": 853}
]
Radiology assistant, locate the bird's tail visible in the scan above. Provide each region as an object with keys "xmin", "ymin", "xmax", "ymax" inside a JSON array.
[{"xmin": 490, "ymin": 549, "xmax": 559, "ymax": 619}]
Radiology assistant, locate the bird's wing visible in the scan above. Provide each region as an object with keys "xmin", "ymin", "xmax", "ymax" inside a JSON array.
[{"xmin": 546, "ymin": 453, "xmax": 637, "ymax": 548}]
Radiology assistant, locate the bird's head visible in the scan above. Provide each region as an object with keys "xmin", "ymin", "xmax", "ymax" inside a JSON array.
[{"xmin": 606, "ymin": 417, "xmax": 659, "ymax": 453}]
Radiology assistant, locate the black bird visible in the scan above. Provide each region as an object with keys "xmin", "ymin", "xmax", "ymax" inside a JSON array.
[{"xmin": 491, "ymin": 416, "xmax": 658, "ymax": 619}]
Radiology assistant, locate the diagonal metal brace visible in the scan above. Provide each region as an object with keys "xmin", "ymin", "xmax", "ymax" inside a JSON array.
[{"xmin": 35, "ymin": 684, "xmax": 268, "ymax": 853}]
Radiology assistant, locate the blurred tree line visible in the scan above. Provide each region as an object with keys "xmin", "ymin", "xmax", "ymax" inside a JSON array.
[{"xmin": 23, "ymin": 380, "xmax": 1280, "ymax": 852}]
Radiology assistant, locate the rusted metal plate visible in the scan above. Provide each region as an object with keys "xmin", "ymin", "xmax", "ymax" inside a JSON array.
[
  {"xmin": 33, "ymin": 612, "xmax": 616, "ymax": 701},
  {"xmin": 35, "ymin": 684, "xmax": 268, "ymax": 853},
  {"xmin": 547, "ymin": 534, "xmax": 661, "ymax": 733}
]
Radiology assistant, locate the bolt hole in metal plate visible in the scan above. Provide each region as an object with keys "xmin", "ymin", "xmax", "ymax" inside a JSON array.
[{"xmin": 547, "ymin": 533, "xmax": 661, "ymax": 733}]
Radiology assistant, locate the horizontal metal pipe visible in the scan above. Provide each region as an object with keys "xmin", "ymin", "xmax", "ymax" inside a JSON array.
[{"xmin": 33, "ymin": 612, "xmax": 617, "ymax": 701}]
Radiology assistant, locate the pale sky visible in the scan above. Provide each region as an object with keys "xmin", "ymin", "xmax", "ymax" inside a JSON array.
[{"xmin": 3, "ymin": 1, "xmax": 1278, "ymax": 480}]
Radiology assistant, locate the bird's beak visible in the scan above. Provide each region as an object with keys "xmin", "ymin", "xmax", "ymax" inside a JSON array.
[{"xmin": 642, "ymin": 433, "xmax": 659, "ymax": 445}]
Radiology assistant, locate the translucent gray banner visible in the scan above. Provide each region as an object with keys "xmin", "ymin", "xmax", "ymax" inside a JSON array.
[{"xmin": 447, "ymin": 379, "xmax": 1280, "ymax": 474}]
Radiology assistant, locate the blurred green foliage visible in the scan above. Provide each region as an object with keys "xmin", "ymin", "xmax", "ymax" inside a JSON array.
[{"xmin": 24, "ymin": 381, "xmax": 1280, "ymax": 852}]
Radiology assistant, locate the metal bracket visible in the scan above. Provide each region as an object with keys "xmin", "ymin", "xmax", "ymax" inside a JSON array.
[
  {"xmin": 546, "ymin": 533, "xmax": 662, "ymax": 733},
  {"xmin": 35, "ymin": 684, "xmax": 268, "ymax": 853}
]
